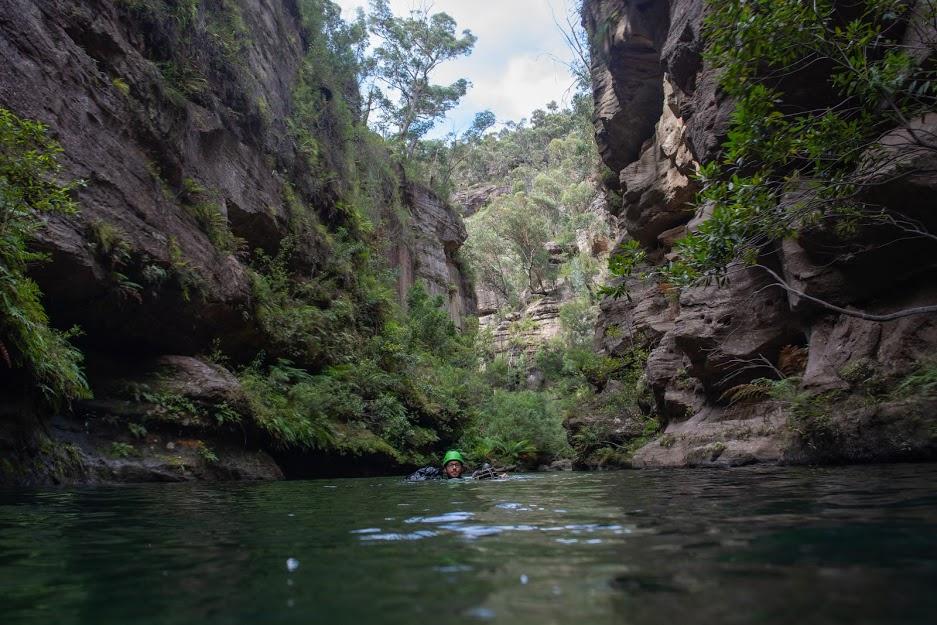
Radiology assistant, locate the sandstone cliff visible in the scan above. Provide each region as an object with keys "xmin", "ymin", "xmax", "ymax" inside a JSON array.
[
  {"xmin": 582, "ymin": 0, "xmax": 937, "ymax": 467},
  {"xmin": 0, "ymin": 0, "xmax": 473, "ymax": 484},
  {"xmin": 390, "ymin": 183, "xmax": 476, "ymax": 329}
]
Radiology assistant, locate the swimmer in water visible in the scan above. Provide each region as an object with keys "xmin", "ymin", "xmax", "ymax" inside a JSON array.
[{"xmin": 407, "ymin": 450, "xmax": 508, "ymax": 481}]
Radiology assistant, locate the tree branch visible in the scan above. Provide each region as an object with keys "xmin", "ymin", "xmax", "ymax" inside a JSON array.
[{"xmin": 755, "ymin": 264, "xmax": 937, "ymax": 321}]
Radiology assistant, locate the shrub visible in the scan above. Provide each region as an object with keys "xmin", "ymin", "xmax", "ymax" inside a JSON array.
[
  {"xmin": 894, "ymin": 360, "xmax": 937, "ymax": 398},
  {"xmin": 669, "ymin": 0, "xmax": 935, "ymax": 285},
  {"xmin": 179, "ymin": 178, "xmax": 239, "ymax": 253},
  {"xmin": 239, "ymin": 361, "xmax": 338, "ymax": 450},
  {"xmin": 108, "ymin": 442, "xmax": 136, "ymax": 458},
  {"xmin": 461, "ymin": 389, "xmax": 572, "ymax": 466},
  {"xmin": 0, "ymin": 108, "xmax": 90, "ymax": 407}
]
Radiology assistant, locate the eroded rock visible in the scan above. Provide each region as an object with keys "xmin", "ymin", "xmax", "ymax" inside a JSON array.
[{"xmin": 584, "ymin": 0, "xmax": 937, "ymax": 467}]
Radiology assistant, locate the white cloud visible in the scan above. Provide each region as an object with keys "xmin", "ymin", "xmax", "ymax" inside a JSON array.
[{"xmin": 330, "ymin": 0, "xmax": 580, "ymax": 135}]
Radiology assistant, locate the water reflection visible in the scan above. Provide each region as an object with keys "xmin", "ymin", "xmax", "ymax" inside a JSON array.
[{"xmin": 1, "ymin": 465, "xmax": 937, "ymax": 624}]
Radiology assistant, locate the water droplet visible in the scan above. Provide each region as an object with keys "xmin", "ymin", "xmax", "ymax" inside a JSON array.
[{"xmin": 286, "ymin": 558, "xmax": 300, "ymax": 572}]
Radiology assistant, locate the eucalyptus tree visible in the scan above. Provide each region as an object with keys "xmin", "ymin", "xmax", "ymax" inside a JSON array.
[{"xmin": 367, "ymin": 0, "xmax": 476, "ymax": 155}]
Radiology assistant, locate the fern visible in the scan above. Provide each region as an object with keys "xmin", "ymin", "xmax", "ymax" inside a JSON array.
[
  {"xmin": 894, "ymin": 361, "xmax": 937, "ymax": 398},
  {"xmin": 0, "ymin": 108, "xmax": 90, "ymax": 406},
  {"xmin": 720, "ymin": 379, "xmax": 773, "ymax": 405}
]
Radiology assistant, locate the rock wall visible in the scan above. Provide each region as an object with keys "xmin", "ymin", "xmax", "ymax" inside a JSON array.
[
  {"xmin": 2, "ymin": 0, "xmax": 305, "ymax": 356},
  {"xmin": 0, "ymin": 0, "xmax": 473, "ymax": 484},
  {"xmin": 390, "ymin": 183, "xmax": 476, "ymax": 329},
  {"xmin": 584, "ymin": 0, "xmax": 937, "ymax": 467}
]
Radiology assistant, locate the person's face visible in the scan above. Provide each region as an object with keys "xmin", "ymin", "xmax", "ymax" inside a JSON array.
[{"xmin": 445, "ymin": 461, "xmax": 463, "ymax": 478}]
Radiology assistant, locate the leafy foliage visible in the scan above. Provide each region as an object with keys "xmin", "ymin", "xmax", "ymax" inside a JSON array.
[
  {"xmin": 0, "ymin": 108, "xmax": 90, "ymax": 407},
  {"xmin": 179, "ymin": 178, "xmax": 240, "ymax": 253},
  {"xmin": 460, "ymin": 95, "xmax": 607, "ymax": 304},
  {"xmin": 239, "ymin": 281, "xmax": 485, "ymax": 463},
  {"xmin": 366, "ymin": 0, "xmax": 476, "ymax": 153},
  {"xmin": 894, "ymin": 359, "xmax": 937, "ymax": 398},
  {"xmin": 460, "ymin": 390, "xmax": 572, "ymax": 466},
  {"xmin": 240, "ymin": 361, "xmax": 339, "ymax": 450},
  {"xmin": 617, "ymin": 0, "xmax": 937, "ymax": 288}
]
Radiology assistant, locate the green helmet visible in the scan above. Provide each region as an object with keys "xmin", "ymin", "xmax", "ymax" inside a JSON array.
[{"xmin": 442, "ymin": 450, "xmax": 464, "ymax": 466}]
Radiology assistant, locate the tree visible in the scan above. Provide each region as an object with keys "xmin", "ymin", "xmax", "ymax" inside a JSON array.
[
  {"xmin": 552, "ymin": 0, "xmax": 591, "ymax": 94},
  {"xmin": 496, "ymin": 194, "xmax": 555, "ymax": 295},
  {"xmin": 367, "ymin": 0, "xmax": 476, "ymax": 155},
  {"xmin": 607, "ymin": 0, "xmax": 937, "ymax": 321},
  {"xmin": 415, "ymin": 110, "xmax": 496, "ymax": 196},
  {"xmin": 464, "ymin": 213, "xmax": 522, "ymax": 304}
]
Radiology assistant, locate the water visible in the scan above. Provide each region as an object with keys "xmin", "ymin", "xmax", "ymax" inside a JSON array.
[{"xmin": 2, "ymin": 465, "xmax": 937, "ymax": 625}]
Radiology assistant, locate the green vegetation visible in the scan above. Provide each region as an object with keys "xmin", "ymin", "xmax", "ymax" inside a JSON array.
[
  {"xmin": 128, "ymin": 422, "xmax": 148, "ymax": 439},
  {"xmin": 180, "ymin": 178, "xmax": 240, "ymax": 253},
  {"xmin": 458, "ymin": 312, "xmax": 654, "ymax": 468},
  {"xmin": 0, "ymin": 108, "xmax": 90, "ymax": 407},
  {"xmin": 6, "ymin": 0, "xmax": 617, "ymax": 473},
  {"xmin": 111, "ymin": 77, "xmax": 131, "ymax": 97},
  {"xmin": 108, "ymin": 442, "xmax": 137, "ymax": 459},
  {"xmin": 214, "ymin": 0, "xmax": 490, "ymax": 465},
  {"xmin": 607, "ymin": 0, "xmax": 937, "ymax": 295},
  {"xmin": 590, "ymin": 0, "xmax": 937, "ymax": 458},
  {"xmin": 195, "ymin": 441, "xmax": 219, "ymax": 464},
  {"xmin": 87, "ymin": 220, "xmax": 145, "ymax": 302},
  {"xmin": 722, "ymin": 376, "xmax": 839, "ymax": 450},
  {"xmin": 365, "ymin": 0, "xmax": 476, "ymax": 156},
  {"xmin": 166, "ymin": 236, "xmax": 203, "ymax": 302},
  {"xmin": 239, "ymin": 282, "xmax": 485, "ymax": 464},
  {"xmin": 425, "ymin": 82, "xmax": 656, "ymax": 467},
  {"xmin": 128, "ymin": 387, "xmax": 240, "ymax": 428},
  {"xmin": 119, "ymin": 0, "xmax": 247, "ymax": 68},
  {"xmin": 459, "ymin": 96, "xmax": 607, "ymax": 305},
  {"xmin": 895, "ymin": 360, "xmax": 937, "ymax": 398},
  {"xmin": 462, "ymin": 390, "xmax": 570, "ymax": 466}
]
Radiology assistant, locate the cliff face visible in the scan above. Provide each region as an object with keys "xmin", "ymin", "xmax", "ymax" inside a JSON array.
[
  {"xmin": 391, "ymin": 184, "xmax": 476, "ymax": 329},
  {"xmin": 2, "ymin": 0, "xmax": 301, "ymax": 355},
  {"xmin": 584, "ymin": 0, "xmax": 937, "ymax": 467},
  {"xmin": 0, "ymin": 0, "xmax": 473, "ymax": 484}
]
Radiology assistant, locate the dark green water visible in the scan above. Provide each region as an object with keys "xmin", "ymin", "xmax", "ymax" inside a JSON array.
[{"xmin": 2, "ymin": 465, "xmax": 937, "ymax": 625}]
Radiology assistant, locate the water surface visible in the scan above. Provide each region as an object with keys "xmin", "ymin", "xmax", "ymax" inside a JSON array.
[{"xmin": 2, "ymin": 465, "xmax": 937, "ymax": 625}]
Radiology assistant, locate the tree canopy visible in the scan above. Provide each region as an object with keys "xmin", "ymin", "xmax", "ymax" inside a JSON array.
[{"xmin": 367, "ymin": 0, "xmax": 476, "ymax": 154}]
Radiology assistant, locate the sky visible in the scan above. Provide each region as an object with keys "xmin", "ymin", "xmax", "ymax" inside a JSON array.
[{"xmin": 331, "ymin": 0, "xmax": 582, "ymax": 137}]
